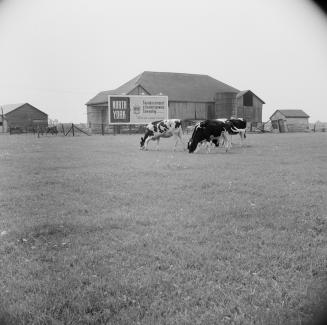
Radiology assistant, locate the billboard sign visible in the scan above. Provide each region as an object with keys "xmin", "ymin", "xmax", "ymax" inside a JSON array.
[{"xmin": 108, "ymin": 95, "xmax": 168, "ymax": 124}]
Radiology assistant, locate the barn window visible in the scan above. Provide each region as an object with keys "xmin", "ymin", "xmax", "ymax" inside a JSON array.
[{"xmin": 243, "ymin": 92, "xmax": 253, "ymax": 106}]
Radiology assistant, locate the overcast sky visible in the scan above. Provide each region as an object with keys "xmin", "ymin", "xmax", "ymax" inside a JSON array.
[{"xmin": 0, "ymin": 0, "xmax": 327, "ymax": 123}]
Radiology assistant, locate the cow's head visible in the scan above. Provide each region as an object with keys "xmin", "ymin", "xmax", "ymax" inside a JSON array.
[
  {"xmin": 188, "ymin": 124, "xmax": 201, "ymax": 153},
  {"xmin": 139, "ymin": 128, "xmax": 154, "ymax": 150},
  {"xmin": 188, "ymin": 133, "xmax": 201, "ymax": 153}
]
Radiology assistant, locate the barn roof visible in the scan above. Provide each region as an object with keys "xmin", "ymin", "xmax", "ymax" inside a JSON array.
[
  {"xmin": 236, "ymin": 90, "xmax": 265, "ymax": 104},
  {"xmin": 86, "ymin": 71, "xmax": 240, "ymax": 105},
  {"xmin": 1, "ymin": 103, "xmax": 26, "ymax": 115},
  {"xmin": 0, "ymin": 103, "xmax": 48, "ymax": 117},
  {"xmin": 270, "ymin": 109, "xmax": 310, "ymax": 119}
]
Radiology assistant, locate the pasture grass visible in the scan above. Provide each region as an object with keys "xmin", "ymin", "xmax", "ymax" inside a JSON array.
[{"xmin": 0, "ymin": 132, "xmax": 327, "ymax": 324}]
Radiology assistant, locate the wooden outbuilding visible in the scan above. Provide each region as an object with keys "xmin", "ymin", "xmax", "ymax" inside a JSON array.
[
  {"xmin": 86, "ymin": 71, "xmax": 265, "ymax": 133},
  {"xmin": 0, "ymin": 103, "xmax": 48, "ymax": 133},
  {"xmin": 270, "ymin": 109, "xmax": 310, "ymax": 132}
]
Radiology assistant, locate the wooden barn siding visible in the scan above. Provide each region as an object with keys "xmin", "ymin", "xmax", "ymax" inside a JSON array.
[
  {"xmin": 214, "ymin": 93, "xmax": 236, "ymax": 119},
  {"xmin": 168, "ymin": 102, "xmax": 207, "ymax": 120},
  {"xmin": 6, "ymin": 104, "xmax": 48, "ymax": 128},
  {"xmin": 236, "ymin": 96, "xmax": 262, "ymax": 122},
  {"xmin": 87, "ymin": 105, "xmax": 108, "ymax": 132},
  {"xmin": 285, "ymin": 117, "xmax": 309, "ymax": 132}
]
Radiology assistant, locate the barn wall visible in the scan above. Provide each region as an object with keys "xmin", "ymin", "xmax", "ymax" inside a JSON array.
[
  {"xmin": 168, "ymin": 102, "xmax": 207, "ymax": 120},
  {"xmin": 236, "ymin": 95, "xmax": 262, "ymax": 122},
  {"xmin": 5, "ymin": 104, "xmax": 48, "ymax": 130},
  {"xmin": 285, "ymin": 117, "xmax": 309, "ymax": 132},
  {"xmin": 214, "ymin": 93, "xmax": 236, "ymax": 119}
]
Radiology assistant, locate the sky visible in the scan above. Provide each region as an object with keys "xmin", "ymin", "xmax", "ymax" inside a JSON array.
[{"xmin": 0, "ymin": 0, "xmax": 327, "ymax": 123}]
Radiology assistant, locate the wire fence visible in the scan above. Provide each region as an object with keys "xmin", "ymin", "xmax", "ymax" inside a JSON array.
[
  {"xmin": 3, "ymin": 121, "xmax": 326, "ymax": 136},
  {"xmin": 5, "ymin": 123, "xmax": 91, "ymax": 136}
]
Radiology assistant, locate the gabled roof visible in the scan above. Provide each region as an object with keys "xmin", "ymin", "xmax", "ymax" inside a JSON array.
[
  {"xmin": 0, "ymin": 103, "xmax": 48, "ymax": 117},
  {"xmin": 86, "ymin": 71, "xmax": 240, "ymax": 105},
  {"xmin": 270, "ymin": 109, "xmax": 310, "ymax": 119},
  {"xmin": 1, "ymin": 103, "xmax": 26, "ymax": 115},
  {"xmin": 236, "ymin": 90, "xmax": 265, "ymax": 104}
]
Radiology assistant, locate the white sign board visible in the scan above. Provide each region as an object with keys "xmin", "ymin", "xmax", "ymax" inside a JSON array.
[{"xmin": 108, "ymin": 95, "xmax": 168, "ymax": 124}]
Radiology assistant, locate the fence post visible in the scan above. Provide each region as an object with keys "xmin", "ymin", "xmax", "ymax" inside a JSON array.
[{"xmin": 72, "ymin": 123, "xmax": 75, "ymax": 136}]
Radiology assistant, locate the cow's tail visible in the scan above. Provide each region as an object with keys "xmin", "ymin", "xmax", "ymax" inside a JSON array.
[
  {"xmin": 231, "ymin": 126, "xmax": 246, "ymax": 134},
  {"xmin": 231, "ymin": 126, "xmax": 240, "ymax": 133}
]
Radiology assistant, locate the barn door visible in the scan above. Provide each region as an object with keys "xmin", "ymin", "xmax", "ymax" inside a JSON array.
[{"xmin": 278, "ymin": 119, "xmax": 286, "ymax": 133}]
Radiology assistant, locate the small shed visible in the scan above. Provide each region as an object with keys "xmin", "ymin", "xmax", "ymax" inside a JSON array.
[
  {"xmin": 270, "ymin": 109, "xmax": 310, "ymax": 132},
  {"xmin": 0, "ymin": 103, "xmax": 48, "ymax": 133}
]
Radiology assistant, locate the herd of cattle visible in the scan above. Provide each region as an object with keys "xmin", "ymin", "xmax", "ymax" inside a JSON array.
[{"xmin": 140, "ymin": 118, "xmax": 247, "ymax": 153}]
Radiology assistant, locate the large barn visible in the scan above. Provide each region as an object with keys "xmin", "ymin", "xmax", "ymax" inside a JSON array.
[
  {"xmin": 0, "ymin": 103, "xmax": 48, "ymax": 133},
  {"xmin": 86, "ymin": 71, "xmax": 265, "ymax": 133}
]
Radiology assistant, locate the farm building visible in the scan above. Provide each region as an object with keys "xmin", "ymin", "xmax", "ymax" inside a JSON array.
[
  {"xmin": 86, "ymin": 71, "xmax": 265, "ymax": 133},
  {"xmin": 0, "ymin": 103, "xmax": 48, "ymax": 133},
  {"xmin": 270, "ymin": 109, "xmax": 310, "ymax": 132}
]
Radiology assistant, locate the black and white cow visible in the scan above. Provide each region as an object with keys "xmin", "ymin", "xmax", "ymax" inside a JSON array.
[
  {"xmin": 217, "ymin": 118, "xmax": 247, "ymax": 147},
  {"xmin": 140, "ymin": 119, "xmax": 184, "ymax": 151},
  {"xmin": 187, "ymin": 120, "xmax": 230, "ymax": 153}
]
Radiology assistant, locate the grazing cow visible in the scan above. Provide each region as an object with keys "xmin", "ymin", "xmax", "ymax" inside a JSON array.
[
  {"xmin": 217, "ymin": 118, "xmax": 247, "ymax": 147},
  {"xmin": 140, "ymin": 119, "xmax": 184, "ymax": 151},
  {"xmin": 187, "ymin": 120, "xmax": 230, "ymax": 153}
]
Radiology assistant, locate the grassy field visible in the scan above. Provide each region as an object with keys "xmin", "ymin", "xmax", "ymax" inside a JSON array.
[{"xmin": 0, "ymin": 132, "xmax": 326, "ymax": 324}]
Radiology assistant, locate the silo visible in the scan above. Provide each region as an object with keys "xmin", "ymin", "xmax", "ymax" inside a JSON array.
[
  {"xmin": 214, "ymin": 92, "xmax": 237, "ymax": 119},
  {"xmin": 87, "ymin": 105, "xmax": 108, "ymax": 133}
]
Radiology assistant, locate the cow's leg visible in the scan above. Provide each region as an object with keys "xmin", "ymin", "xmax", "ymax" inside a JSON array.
[
  {"xmin": 227, "ymin": 133, "xmax": 232, "ymax": 151},
  {"xmin": 230, "ymin": 134, "xmax": 233, "ymax": 148},
  {"xmin": 240, "ymin": 131, "xmax": 245, "ymax": 147},
  {"xmin": 144, "ymin": 137, "xmax": 153, "ymax": 150},
  {"xmin": 207, "ymin": 141, "xmax": 212, "ymax": 153},
  {"xmin": 156, "ymin": 138, "xmax": 160, "ymax": 151},
  {"xmin": 178, "ymin": 129, "xmax": 186, "ymax": 150},
  {"xmin": 220, "ymin": 134, "xmax": 231, "ymax": 148},
  {"xmin": 173, "ymin": 134, "xmax": 182, "ymax": 151},
  {"xmin": 222, "ymin": 132, "xmax": 230, "ymax": 152}
]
